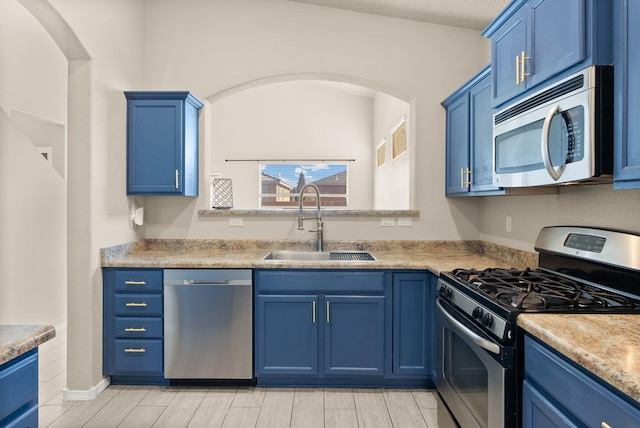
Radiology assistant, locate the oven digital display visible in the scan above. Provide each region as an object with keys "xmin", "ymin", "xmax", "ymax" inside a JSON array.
[{"xmin": 564, "ymin": 233, "xmax": 606, "ymax": 253}]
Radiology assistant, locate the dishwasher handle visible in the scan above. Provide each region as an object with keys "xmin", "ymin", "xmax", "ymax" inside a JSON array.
[{"xmin": 165, "ymin": 279, "xmax": 252, "ymax": 286}]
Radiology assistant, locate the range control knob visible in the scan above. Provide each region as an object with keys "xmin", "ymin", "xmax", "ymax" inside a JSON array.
[
  {"xmin": 472, "ymin": 307, "xmax": 484, "ymax": 320},
  {"xmin": 481, "ymin": 313, "xmax": 494, "ymax": 328},
  {"xmin": 437, "ymin": 285, "xmax": 452, "ymax": 298}
]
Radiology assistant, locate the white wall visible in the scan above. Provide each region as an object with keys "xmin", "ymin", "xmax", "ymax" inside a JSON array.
[
  {"xmin": 206, "ymin": 81, "xmax": 374, "ymax": 209},
  {"xmin": 141, "ymin": 0, "xmax": 489, "ymax": 241},
  {"xmin": 373, "ymin": 93, "xmax": 411, "ymax": 209},
  {"xmin": 477, "ymin": 184, "xmax": 640, "ymax": 251},
  {"xmin": 0, "ymin": 0, "xmax": 67, "ymax": 326},
  {"xmin": 48, "ymin": 0, "xmax": 145, "ymax": 392}
]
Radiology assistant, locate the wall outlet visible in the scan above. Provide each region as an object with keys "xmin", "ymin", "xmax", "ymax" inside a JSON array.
[
  {"xmin": 381, "ymin": 218, "xmax": 395, "ymax": 227},
  {"xmin": 506, "ymin": 215, "xmax": 512, "ymax": 233},
  {"xmin": 397, "ymin": 218, "xmax": 412, "ymax": 227},
  {"xmin": 229, "ymin": 218, "xmax": 243, "ymax": 227}
]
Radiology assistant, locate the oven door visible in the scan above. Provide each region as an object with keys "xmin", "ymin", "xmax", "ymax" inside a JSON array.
[{"xmin": 436, "ymin": 297, "xmax": 516, "ymax": 428}]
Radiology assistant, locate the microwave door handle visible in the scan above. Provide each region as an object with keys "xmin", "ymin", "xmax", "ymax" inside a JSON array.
[
  {"xmin": 436, "ymin": 299, "xmax": 500, "ymax": 355},
  {"xmin": 541, "ymin": 104, "xmax": 567, "ymax": 181}
]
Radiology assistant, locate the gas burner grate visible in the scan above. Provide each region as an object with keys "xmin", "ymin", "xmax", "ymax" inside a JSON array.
[{"xmin": 455, "ymin": 267, "xmax": 638, "ymax": 311}]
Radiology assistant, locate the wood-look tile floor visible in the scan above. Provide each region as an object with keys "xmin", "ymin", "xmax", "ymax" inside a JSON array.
[{"xmin": 38, "ymin": 330, "xmax": 439, "ymax": 427}]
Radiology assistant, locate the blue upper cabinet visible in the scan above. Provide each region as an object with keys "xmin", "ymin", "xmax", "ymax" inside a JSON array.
[
  {"xmin": 442, "ymin": 66, "xmax": 504, "ymax": 197},
  {"xmin": 483, "ymin": 0, "xmax": 612, "ymax": 108},
  {"xmin": 125, "ymin": 91, "xmax": 204, "ymax": 196},
  {"xmin": 614, "ymin": 0, "xmax": 640, "ymax": 189}
]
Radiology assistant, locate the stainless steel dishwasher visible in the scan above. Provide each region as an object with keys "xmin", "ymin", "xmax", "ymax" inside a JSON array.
[{"xmin": 164, "ymin": 269, "xmax": 253, "ymax": 380}]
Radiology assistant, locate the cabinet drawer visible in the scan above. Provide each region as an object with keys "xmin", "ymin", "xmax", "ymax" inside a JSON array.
[
  {"xmin": 114, "ymin": 294, "xmax": 163, "ymax": 316},
  {"xmin": 114, "ymin": 270, "xmax": 162, "ymax": 292},
  {"xmin": 114, "ymin": 317, "xmax": 163, "ymax": 338},
  {"xmin": 0, "ymin": 350, "xmax": 37, "ymax": 422},
  {"xmin": 525, "ymin": 336, "xmax": 640, "ymax": 427},
  {"xmin": 113, "ymin": 339, "xmax": 163, "ymax": 374},
  {"xmin": 3, "ymin": 403, "xmax": 37, "ymax": 428}
]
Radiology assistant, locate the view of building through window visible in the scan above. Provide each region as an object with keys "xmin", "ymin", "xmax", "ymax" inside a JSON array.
[{"xmin": 260, "ymin": 163, "xmax": 348, "ymax": 208}]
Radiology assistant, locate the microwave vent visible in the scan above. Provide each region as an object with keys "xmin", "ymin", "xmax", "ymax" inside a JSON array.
[{"xmin": 494, "ymin": 75, "xmax": 584, "ymax": 125}]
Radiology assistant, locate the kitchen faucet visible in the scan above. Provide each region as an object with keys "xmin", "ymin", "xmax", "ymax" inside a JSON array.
[{"xmin": 297, "ymin": 183, "xmax": 324, "ymax": 251}]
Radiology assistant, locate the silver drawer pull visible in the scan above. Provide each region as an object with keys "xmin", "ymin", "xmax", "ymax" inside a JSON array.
[
  {"xmin": 124, "ymin": 327, "xmax": 147, "ymax": 332},
  {"xmin": 124, "ymin": 348, "xmax": 146, "ymax": 353},
  {"xmin": 124, "ymin": 280, "xmax": 146, "ymax": 285},
  {"xmin": 125, "ymin": 302, "xmax": 148, "ymax": 307},
  {"xmin": 602, "ymin": 423, "xmax": 612, "ymax": 428}
]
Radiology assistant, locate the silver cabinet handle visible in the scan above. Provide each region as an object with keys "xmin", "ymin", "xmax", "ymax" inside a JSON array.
[
  {"xmin": 124, "ymin": 348, "xmax": 146, "ymax": 353},
  {"xmin": 125, "ymin": 302, "xmax": 148, "ymax": 307},
  {"xmin": 326, "ymin": 301, "xmax": 330, "ymax": 323},
  {"xmin": 436, "ymin": 299, "xmax": 500, "ymax": 355},
  {"xmin": 175, "ymin": 169, "xmax": 179, "ymax": 189},
  {"xmin": 312, "ymin": 301, "xmax": 316, "ymax": 323},
  {"xmin": 124, "ymin": 327, "xmax": 147, "ymax": 332},
  {"xmin": 601, "ymin": 423, "xmax": 612, "ymax": 428},
  {"xmin": 124, "ymin": 280, "xmax": 146, "ymax": 285},
  {"xmin": 541, "ymin": 104, "xmax": 567, "ymax": 181}
]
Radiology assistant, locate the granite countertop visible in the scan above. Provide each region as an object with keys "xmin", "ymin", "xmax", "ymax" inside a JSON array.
[
  {"xmin": 518, "ymin": 314, "xmax": 640, "ymax": 404},
  {"xmin": 0, "ymin": 325, "xmax": 56, "ymax": 366},
  {"xmin": 101, "ymin": 239, "xmax": 538, "ymax": 274}
]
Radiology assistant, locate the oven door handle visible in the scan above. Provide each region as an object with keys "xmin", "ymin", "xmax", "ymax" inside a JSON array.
[{"xmin": 437, "ymin": 299, "xmax": 501, "ymax": 355}]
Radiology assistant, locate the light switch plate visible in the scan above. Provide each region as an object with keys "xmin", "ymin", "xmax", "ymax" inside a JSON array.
[{"xmin": 381, "ymin": 218, "xmax": 395, "ymax": 227}]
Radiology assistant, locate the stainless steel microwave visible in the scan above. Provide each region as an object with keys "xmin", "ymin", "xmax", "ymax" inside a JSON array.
[{"xmin": 493, "ymin": 66, "xmax": 613, "ymax": 187}]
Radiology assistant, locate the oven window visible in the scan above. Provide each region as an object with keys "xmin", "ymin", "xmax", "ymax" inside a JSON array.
[{"xmin": 444, "ymin": 329, "xmax": 489, "ymax": 427}]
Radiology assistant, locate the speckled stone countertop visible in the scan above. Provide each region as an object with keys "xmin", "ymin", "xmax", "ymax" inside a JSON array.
[
  {"xmin": 101, "ymin": 239, "xmax": 538, "ymax": 273},
  {"xmin": 518, "ymin": 314, "xmax": 640, "ymax": 404},
  {"xmin": 0, "ymin": 325, "xmax": 56, "ymax": 366}
]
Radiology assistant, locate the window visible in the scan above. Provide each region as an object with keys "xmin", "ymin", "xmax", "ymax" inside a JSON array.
[
  {"xmin": 259, "ymin": 163, "xmax": 348, "ymax": 209},
  {"xmin": 392, "ymin": 120, "xmax": 407, "ymax": 158},
  {"xmin": 377, "ymin": 140, "xmax": 386, "ymax": 167}
]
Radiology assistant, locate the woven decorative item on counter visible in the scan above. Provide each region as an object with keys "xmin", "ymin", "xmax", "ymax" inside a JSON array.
[{"xmin": 211, "ymin": 178, "xmax": 233, "ymax": 209}]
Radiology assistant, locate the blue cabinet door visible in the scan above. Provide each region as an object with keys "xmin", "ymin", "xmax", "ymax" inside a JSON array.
[
  {"xmin": 528, "ymin": 0, "xmax": 585, "ymax": 88},
  {"xmin": 491, "ymin": 6, "xmax": 528, "ymax": 106},
  {"xmin": 445, "ymin": 94, "xmax": 470, "ymax": 195},
  {"xmin": 323, "ymin": 295, "xmax": 385, "ymax": 376},
  {"xmin": 487, "ymin": 0, "xmax": 596, "ymax": 108},
  {"xmin": 522, "ymin": 381, "xmax": 579, "ymax": 428},
  {"xmin": 256, "ymin": 295, "xmax": 319, "ymax": 376},
  {"xmin": 392, "ymin": 273, "xmax": 433, "ymax": 376},
  {"xmin": 614, "ymin": 0, "xmax": 640, "ymax": 189},
  {"xmin": 125, "ymin": 92, "xmax": 203, "ymax": 196},
  {"xmin": 469, "ymin": 72, "xmax": 500, "ymax": 193},
  {"xmin": 0, "ymin": 349, "xmax": 38, "ymax": 427}
]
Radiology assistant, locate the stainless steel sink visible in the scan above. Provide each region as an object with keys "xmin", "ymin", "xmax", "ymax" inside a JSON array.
[{"xmin": 263, "ymin": 250, "xmax": 375, "ymax": 261}]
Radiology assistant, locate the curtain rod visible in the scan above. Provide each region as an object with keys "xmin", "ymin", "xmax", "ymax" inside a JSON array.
[{"xmin": 225, "ymin": 159, "xmax": 355, "ymax": 162}]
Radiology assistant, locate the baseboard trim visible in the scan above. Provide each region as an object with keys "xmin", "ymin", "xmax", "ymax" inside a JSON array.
[{"xmin": 63, "ymin": 377, "xmax": 110, "ymax": 401}]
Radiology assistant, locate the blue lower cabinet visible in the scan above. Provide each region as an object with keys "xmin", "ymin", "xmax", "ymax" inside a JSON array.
[
  {"xmin": 255, "ymin": 269, "xmax": 435, "ymax": 387},
  {"xmin": 0, "ymin": 349, "xmax": 39, "ymax": 428},
  {"xmin": 103, "ymin": 268, "xmax": 167, "ymax": 385},
  {"xmin": 256, "ymin": 295, "xmax": 319, "ymax": 376},
  {"xmin": 523, "ymin": 335, "xmax": 640, "ymax": 427},
  {"xmin": 324, "ymin": 295, "xmax": 385, "ymax": 376},
  {"xmin": 392, "ymin": 273, "xmax": 433, "ymax": 376},
  {"xmin": 522, "ymin": 380, "xmax": 579, "ymax": 428}
]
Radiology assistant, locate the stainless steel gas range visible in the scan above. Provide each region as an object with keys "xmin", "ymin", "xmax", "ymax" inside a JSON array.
[{"xmin": 435, "ymin": 226, "xmax": 640, "ymax": 428}]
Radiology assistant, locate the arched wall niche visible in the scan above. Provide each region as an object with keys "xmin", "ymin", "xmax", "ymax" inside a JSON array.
[{"xmin": 204, "ymin": 73, "xmax": 416, "ymax": 210}]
